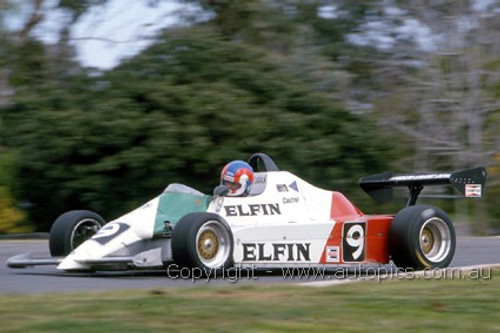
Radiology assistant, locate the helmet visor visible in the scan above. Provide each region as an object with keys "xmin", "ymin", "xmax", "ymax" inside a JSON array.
[{"xmin": 223, "ymin": 180, "xmax": 242, "ymax": 191}]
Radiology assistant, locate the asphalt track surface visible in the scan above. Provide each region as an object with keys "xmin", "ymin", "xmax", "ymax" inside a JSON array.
[{"xmin": 1, "ymin": 236, "xmax": 499, "ymax": 294}]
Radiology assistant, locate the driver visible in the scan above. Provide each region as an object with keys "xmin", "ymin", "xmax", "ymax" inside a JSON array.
[{"xmin": 220, "ymin": 160, "xmax": 254, "ymax": 197}]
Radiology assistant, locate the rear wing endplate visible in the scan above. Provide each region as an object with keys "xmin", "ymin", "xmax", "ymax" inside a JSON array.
[{"xmin": 358, "ymin": 167, "xmax": 487, "ymax": 206}]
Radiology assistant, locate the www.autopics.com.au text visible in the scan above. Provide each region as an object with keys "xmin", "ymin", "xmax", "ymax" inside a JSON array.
[
  {"xmin": 165, "ymin": 264, "xmax": 492, "ymax": 283},
  {"xmin": 280, "ymin": 265, "xmax": 492, "ymax": 282}
]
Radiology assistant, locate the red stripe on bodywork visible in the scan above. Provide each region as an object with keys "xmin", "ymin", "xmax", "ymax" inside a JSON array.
[
  {"xmin": 364, "ymin": 215, "xmax": 392, "ymax": 264},
  {"xmin": 330, "ymin": 191, "xmax": 364, "ymax": 219},
  {"xmin": 319, "ymin": 192, "xmax": 361, "ymax": 264},
  {"xmin": 319, "ymin": 192, "xmax": 392, "ymax": 264}
]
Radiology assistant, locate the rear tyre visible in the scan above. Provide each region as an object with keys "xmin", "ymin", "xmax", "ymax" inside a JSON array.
[
  {"xmin": 389, "ymin": 205, "xmax": 455, "ymax": 270},
  {"xmin": 171, "ymin": 213, "xmax": 234, "ymax": 270},
  {"xmin": 49, "ymin": 210, "xmax": 106, "ymax": 257}
]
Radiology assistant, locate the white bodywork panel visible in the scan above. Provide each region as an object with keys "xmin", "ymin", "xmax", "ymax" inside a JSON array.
[
  {"xmin": 58, "ymin": 197, "xmax": 165, "ymax": 270},
  {"xmin": 208, "ymin": 171, "xmax": 335, "ymax": 265},
  {"xmin": 57, "ymin": 171, "xmax": 337, "ymax": 270}
]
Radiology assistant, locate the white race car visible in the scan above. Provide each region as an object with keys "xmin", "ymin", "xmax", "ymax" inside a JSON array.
[{"xmin": 7, "ymin": 153, "xmax": 487, "ymax": 272}]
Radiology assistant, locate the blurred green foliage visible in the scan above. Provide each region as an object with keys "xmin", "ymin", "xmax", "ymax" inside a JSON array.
[
  {"xmin": 0, "ymin": 149, "xmax": 30, "ymax": 233},
  {"xmin": 1, "ymin": 31, "xmax": 393, "ymax": 230},
  {"xmin": 0, "ymin": 0, "xmax": 497, "ymax": 233},
  {"xmin": 0, "ymin": 185, "xmax": 29, "ymax": 234}
]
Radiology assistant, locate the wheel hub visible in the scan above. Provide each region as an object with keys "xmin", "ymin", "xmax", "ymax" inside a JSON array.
[
  {"xmin": 197, "ymin": 230, "xmax": 219, "ymax": 260},
  {"xmin": 420, "ymin": 228, "xmax": 435, "ymax": 254},
  {"xmin": 194, "ymin": 220, "xmax": 231, "ymax": 268},
  {"xmin": 418, "ymin": 217, "xmax": 452, "ymax": 263}
]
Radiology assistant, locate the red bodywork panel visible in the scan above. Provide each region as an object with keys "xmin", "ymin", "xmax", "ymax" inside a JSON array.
[{"xmin": 319, "ymin": 191, "xmax": 393, "ymax": 265}]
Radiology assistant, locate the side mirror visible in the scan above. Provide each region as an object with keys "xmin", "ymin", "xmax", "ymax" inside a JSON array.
[{"xmin": 213, "ymin": 185, "xmax": 229, "ymax": 197}]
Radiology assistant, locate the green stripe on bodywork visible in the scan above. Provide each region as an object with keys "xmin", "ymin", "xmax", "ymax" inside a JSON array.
[{"xmin": 154, "ymin": 192, "xmax": 212, "ymax": 236}]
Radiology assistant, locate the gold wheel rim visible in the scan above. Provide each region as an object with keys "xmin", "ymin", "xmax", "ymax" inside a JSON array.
[
  {"xmin": 418, "ymin": 217, "xmax": 452, "ymax": 263},
  {"xmin": 421, "ymin": 227, "xmax": 435, "ymax": 255},
  {"xmin": 197, "ymin": 230, "xmax": 219, "ymax": 260}
]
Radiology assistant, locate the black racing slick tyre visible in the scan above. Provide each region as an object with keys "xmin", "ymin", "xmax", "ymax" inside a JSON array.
[
  {"xmin": 49, "ymin": 210, "xmax": 106, "ymax": 257},
  {"xmin": 389, "ymin": 205, "xmax": 456, "ymax": 270},
  {"xmin": 171, "ymin": 213, "xmax": 234, "ymax": 270}
]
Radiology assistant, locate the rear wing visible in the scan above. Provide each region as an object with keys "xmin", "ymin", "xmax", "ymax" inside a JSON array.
[{"xmin": 358, "ymin": 167, "xmax": 487, "ymax": 206}]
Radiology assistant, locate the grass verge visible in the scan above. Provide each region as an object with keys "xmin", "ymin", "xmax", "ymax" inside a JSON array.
[{"xmin": 1, "ymin": 269, "xmax": 499, "ymax": 332}]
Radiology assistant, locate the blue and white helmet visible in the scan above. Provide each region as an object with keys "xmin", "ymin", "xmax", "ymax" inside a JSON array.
[{"xmin": 220, "ymin": 160, "xmax": 254, "ymax": 197}]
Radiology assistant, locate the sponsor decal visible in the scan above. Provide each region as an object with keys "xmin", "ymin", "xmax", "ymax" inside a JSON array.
[
  {"xmin": 224, "ymin": 204, "xmax": 281, "ymax": 217},
  {"xmin": 465, "ymin": 184, "xmax": 482, "ymax": 197},
  {"xmin": 325, "ymin": 246, "xmax": 340, "ymax": 263},
  {"xmin": 276, "ymin": 184, "xmax": 289, "ymax": 192},
  {"xmin": 254, "ymin": 175, "xmax": 267, "ymax": 184},
  {"xmin": 92, "ymin": 222, "xmax": 130, "ymax": 245},
  {"xmin": 282, "ymin": 197, "xmax": 300, "ymax": 204},
  {"xmin": 342, "ymin": 222, "xmax": 366, "ymax": 262},
  {"xmin": 242, "ymin": 243, "xmax": 311, "ymax": 261},
  {"xmin": 391, "ymin": 173, "xmax": 451, "ymax": 181},
  {"xmin": 215, "ymin": 196, "xmax": 225, "ymax": 213},
  {"xmin": 289, "ymin": 181, "xmax": 299, "ymax": 192}
]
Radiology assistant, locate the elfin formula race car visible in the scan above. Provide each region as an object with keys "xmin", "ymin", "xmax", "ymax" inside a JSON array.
[{"xmin": 7, "ymin": 153, "xmax": 487, "ymax": 272}]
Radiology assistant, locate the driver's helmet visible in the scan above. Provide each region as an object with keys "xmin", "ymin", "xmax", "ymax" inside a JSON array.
[{"xmin": 220, "ymin": 160, "xmax": 254, "ymax": 197}]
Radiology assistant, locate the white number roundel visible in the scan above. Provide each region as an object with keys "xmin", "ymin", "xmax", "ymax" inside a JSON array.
[{"xmin": 346, "ymin": 224, "xmax": 364, "ymax": 260}]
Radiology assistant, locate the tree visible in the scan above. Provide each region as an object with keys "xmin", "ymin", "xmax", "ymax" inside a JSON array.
[
  {"xmin": 307, "ymin": 0, "xmax": 500, "ymax": 232},
  {"xmin": 3, "ymin": 30, "xmax": 393, "ymax": 230},
  {"xmin": 0, "ymin": 149, "xmax": 29, "ymax": 234}
]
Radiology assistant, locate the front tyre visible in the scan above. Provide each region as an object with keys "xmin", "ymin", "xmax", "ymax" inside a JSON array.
[
  {"xmin": 49, "ymin": 210, "xmax": 106, "ymax": 257},
  {"xmin": 389, "ymin": 205, "xmax": 456, "ymax": 270},
  {"xmin": 171, "ymin": 213, "xmax": 234, "ymax": 270}
]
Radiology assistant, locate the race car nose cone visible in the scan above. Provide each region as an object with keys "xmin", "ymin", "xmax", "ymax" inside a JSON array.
[{"xmin": 57, "ymin": 257, "xmax": 90, "ymax": 271}]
